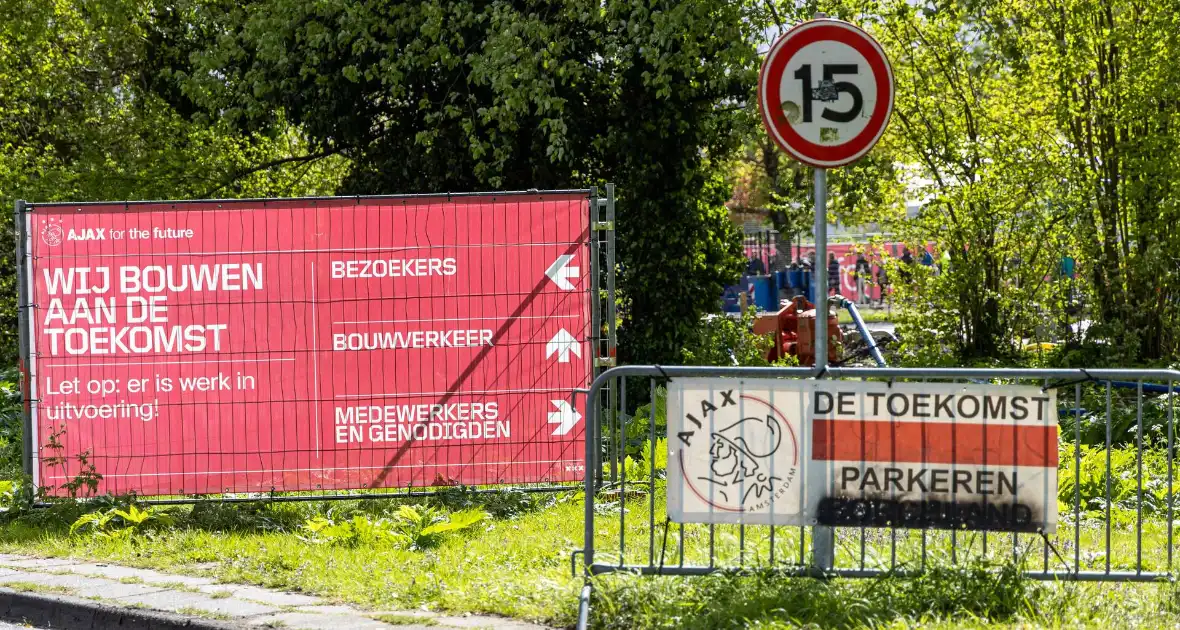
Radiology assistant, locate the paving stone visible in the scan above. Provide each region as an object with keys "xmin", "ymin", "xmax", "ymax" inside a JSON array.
[
  {"xmin": 0, "ymin": 571, "xmax": 167, "ymax": 599},
  {"xmin": 117, "ymin": 589, "xmax": 277, "ymax": 617},
  {"xmin": 435, "ymin": 616, "xmax": 549, "ymax": 630},
  {"xmin": 249, "ymin": 611, "xmax": 398, "ymax": 629},
  {"xmin": 295, "ymin": 605, "xmax": 371, "ymax": 615},
  {"xmin": 197, "ymin": 582, "xmax": 321, "ymax": 607},
  {"xmin": 66, "ymin": 562, "xmax": 216, "ymax": 587},
  {"xmin": 0, "ymin": 557, "xmax": 75, "ymax": 570}
]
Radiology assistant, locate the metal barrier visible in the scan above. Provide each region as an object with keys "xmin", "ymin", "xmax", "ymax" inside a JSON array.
[{"xmin": 580, "ymin": 365, "xmax": 1179, "ymax": 583}]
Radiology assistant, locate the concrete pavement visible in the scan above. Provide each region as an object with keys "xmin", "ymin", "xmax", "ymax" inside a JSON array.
[{"xmin": 0, "ymin": 554, "xmax": 546, "ymax": 630}]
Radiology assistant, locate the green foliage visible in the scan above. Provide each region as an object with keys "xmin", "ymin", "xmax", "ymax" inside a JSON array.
[
  {"xmin": 1058, "ymin": 444, "xmax": 1174, "ymax": 527},
  {"xmin": 183, "ymin": 500, "xmax": 313, "ymax": 533},
  {"xmin": 1029, "ymin": 0, "xmax": 1180, "ymax": 360},
  {"xmin": 682, "ymin": 312, "xmax": 793, "ymax": 368},
  {"xmin": 427, "ymin": 487, "xmax": 554, "ymax": 520},
  {"xmin": 301, "ymin": 514, "xmax": 401, "ymax": 548},
  {"xmin": 623, "ymin": 386, "xmax": 668, "ymax": 460},
  {"xmin": 0, "ymin": 368, "xmax": 24, "ymax": 480},
  {"xmin": 392, "ymin": 505, "xmax": 487, "ymax": 550},
  {"xmin": 639, "ymin": 438, "xmax": 668, "ymax": 475},
  {"xmin": 40, "ymin": 426, "xmax": 102, "ymax": 499},
  {"xmin": 860, "ymin": 1, "xmax": 1068, "ymax": 362},
  {"xmin": 793, "ymin": 0, "xmax": 1180, "ymax": 364},
  {"xmin": 621, "ymin": 438, "xmax": 669, "ymax": 482},
  {"xmin": 1056, "ymin": 387, "xmax": 1179, "ymax": 449},
  {"xmin": 299, "ymin": 505, "xmax": 487, "ymax": 550},
  {"xmin": 69, "ymin": 504, "xmax": 175, "ymax": 540}
]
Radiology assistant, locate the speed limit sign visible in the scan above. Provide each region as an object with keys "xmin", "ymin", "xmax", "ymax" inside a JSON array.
[{"xmin": 758, "ymin": 18, "xmax": 894, "ymax": 168}]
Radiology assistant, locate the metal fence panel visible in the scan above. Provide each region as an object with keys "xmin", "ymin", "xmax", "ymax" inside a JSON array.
[
  {"xmin": 581, "ymin": 365, "xmax": 1180, "ymax": 582},
  {"xmin": 18, "ymin": 188, "xmax": 616, "ymax": 502}
]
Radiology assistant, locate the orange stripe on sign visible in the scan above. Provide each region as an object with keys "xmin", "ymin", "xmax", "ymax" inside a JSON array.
[{"xmin": 813, "ymin": 420, "xmax": 1058, "ymax": 467}]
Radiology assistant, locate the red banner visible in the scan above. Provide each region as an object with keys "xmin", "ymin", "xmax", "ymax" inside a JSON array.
[{"xmin": 25, "ymin": 194, "xmax": 592, "ymax": 496}]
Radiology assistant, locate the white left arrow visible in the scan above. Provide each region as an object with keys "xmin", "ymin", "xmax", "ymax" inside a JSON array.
[
  {"xmin": 545, "ymin": 255, "xmax": 579, "ymax": 290},
  {"xmin": 548, "ymin": 400, "xmax": 582, "ymax": 436},
  {"xmin": 546, "ymin": 329, "xmax": 581, "ymax": 363}
]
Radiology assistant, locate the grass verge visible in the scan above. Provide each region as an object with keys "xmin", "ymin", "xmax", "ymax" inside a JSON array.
[{"xmin": 0, "ymin": 489, "xmax": 1175, "ymax": 628}]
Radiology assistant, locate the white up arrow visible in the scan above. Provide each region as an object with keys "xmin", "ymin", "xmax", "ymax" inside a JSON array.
[
  {"xmin": 548, "ymin": 400, "xmax": 582, "ymax": 436},
  {"xmin": 546, "ymin": 329, "xmax": 581, "ymax": 363},
  {"xmin": 545, "ymin": 255, "xmax": 579, "ymax": 290}
]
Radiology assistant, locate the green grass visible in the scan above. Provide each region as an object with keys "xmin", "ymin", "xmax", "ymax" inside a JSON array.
[
  {"xmin": 155, "ymin": 580, "xmax": 200, "ymax": 592},
  {"xmin": 0, "ymin": 488, "xmax": 1177, "ymax": 628},
  {"xmin": 0, "ymin": 580, "xmax": 75, "ymax": 596},
  {"xmin": 837, "ymin": 307, "xmax": 894, "ymax": 324},
  {"xmin": 589, "ymin": 563, "xmax": 1180, "ymax": 628},
  {"xmin": 175, "ymin": 606, "xmax": 232, "ymax": 620},
  {"xmin": 0, "ymin": 494, "xmax": 586, "ymax": 625},
  {"xmin": 372, "ymin": 613, "xmax": 439, "ymax": 626}
]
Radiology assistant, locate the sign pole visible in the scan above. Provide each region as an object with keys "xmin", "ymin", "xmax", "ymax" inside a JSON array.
[
  {"xmin": 813, "ymin": 168, "xmax": 828, "ymax": 371},
  {"xmin": 811, "ymin": 168, "xmax": 836, "ymax": 571},
  {"xmin": 757, "ymin": 13, "xmax": 894, "ymax": 574}
]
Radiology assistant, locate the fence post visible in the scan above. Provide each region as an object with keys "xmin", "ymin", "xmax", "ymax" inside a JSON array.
[
  {"xmin": 584, "ymin": 377, "xmax": 600, "ymax": 572},
  {"xmin": 13, "ymin": 200, "xmax": 32, "ymax": 480},
  {"xmin": 605, "ymin": 184, "xmax": 617, "ymax": 364},
  {"xmin": 604, "ymin": 185, "xmax": 618, "ymax": 485},
  {"xmin": 589, "ymin": 187, "xmax": 603, "ymax": 488}
]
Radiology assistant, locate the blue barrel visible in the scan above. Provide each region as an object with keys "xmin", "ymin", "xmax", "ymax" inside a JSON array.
[
  {"xmin": 788, "ymin": 269, "xmax": 802, "ymax": 289},
  {"xmin": 748, "ymin": 276, "xmax": 776, "ymax": 311}
]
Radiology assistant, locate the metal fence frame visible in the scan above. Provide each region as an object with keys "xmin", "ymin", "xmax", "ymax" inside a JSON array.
[
  {"xmin": 15, "ymin": 187, "xmax": 617, "ymax": 504},
  {"xmin": 579, "ymin": 364, "xmax": 1180, "ymax": 585}
]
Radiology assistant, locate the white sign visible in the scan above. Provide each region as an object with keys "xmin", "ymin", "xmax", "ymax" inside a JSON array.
[{"xmin": 667, "ymin": 379, "xmax": 1058, "ymax": 533}]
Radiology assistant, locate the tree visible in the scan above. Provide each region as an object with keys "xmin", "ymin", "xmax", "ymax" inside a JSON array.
[
  {"xmin": 1035, "ymin": 0, "xmax": 1180, "ymax": 360},
  {"xmin": 867, "ymin": 0, "xmax": 1068, "ymax": 360},
  {"xmin": 153, "ymin": 0, "xmax": 761, "ymax": 363},
  {"xmin": 0, "ymin": 0, "xmax": 348, "ymax": 363}
]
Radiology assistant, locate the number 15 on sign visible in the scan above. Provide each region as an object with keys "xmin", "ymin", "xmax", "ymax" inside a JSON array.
[{"xmin": 759, "ymin": 18, "xmax": 894, "ymax": 168}]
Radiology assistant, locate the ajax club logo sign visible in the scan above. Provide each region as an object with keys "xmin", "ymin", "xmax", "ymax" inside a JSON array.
[
  {"xmin": 40, "ymin": 219, "xmax": 63, "ymax": 247},
  {"xmin": 669, "ymin": 385, "xmax": 801, "ymax": 521}
]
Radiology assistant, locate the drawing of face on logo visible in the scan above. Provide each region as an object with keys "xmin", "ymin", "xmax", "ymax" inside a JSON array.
[
  {"xmin": 707, "ymin": 415, "xmax": 782, "ymax": 504},
  {"xmin": 40, "ymin": 219, "xmax": 63, "ymax": 247},
  {"xmin": 676, "ymin": 392, "xmax": 799, "ymax": 514}
]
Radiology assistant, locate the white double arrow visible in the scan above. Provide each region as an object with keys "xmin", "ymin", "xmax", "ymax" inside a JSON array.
[
  {"xmin": 546, "ymin": 329, "xmax": 581, "ymax": 363},
  {"xmin": 548, "ymin": 400, "xmax": 582, "ymax": 436},
  {"xmin": 545, "ymin": 255, "xmax": 579, "ymax": 290}
]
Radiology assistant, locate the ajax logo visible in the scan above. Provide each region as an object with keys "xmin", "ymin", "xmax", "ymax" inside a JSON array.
[
  {"xmin": 40, "ymin": 220, "xmax": 63, "ymax": 247},
  {"xmin": 676, "ymin": 391, "xmax": 799, "ymax": 513}
]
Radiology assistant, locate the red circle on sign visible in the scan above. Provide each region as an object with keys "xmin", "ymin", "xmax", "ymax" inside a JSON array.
[{"xmin": 758, "ymin": 19, "xmax": 894, "ymax": 168}]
